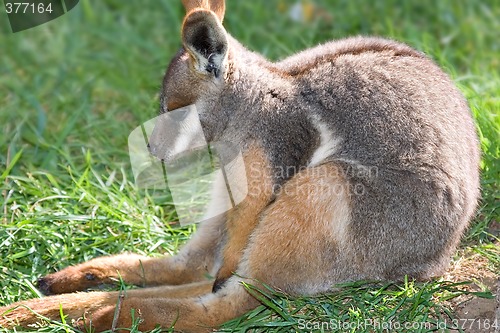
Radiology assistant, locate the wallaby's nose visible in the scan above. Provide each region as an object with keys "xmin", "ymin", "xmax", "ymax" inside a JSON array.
[{"xmin": 147, "ymin": 141, "xmax": 159, "ymax": 158}]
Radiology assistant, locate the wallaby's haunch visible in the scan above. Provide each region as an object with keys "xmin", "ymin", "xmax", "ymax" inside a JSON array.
[{"xmin": 0, "ymin": 0, "xmax": 480, "ymax": 332}]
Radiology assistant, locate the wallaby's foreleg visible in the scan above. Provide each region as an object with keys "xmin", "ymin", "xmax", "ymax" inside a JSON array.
[
  {"xmin": 37, "ymin": 217, "xmax": 224, "ymax": 295},
  {"xmin": 213, "ymin": 146, "xmax": 274, "ymax": 290}
]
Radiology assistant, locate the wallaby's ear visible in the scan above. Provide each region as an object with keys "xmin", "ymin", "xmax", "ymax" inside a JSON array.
[
  {"xmin": 182, "ymin": 0, "xmax": 225, "ymax": 22},
  {"xmin": 181, "ymin": 9, "xmax": 228, "ymax": 79}
]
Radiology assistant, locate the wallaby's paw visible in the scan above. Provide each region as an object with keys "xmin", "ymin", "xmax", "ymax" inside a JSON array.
[
  {"xmin": 1, "ymin": 294, "xmax": 176, "ymax": 332},
  {"xmin": 0, "ymin": 297, "xmax": 67, "ymax": 328},
  {"xmin": 37, "ymin": 265, "xmax": 114, "ymax": 295}
]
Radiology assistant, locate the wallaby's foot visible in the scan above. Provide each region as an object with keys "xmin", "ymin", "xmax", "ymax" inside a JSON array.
[
  {"xmin": 36, "ymin": 217, "xmax": 225, "ymax": 295},
  {"xmin": 36, "ymin": 266, "xmax": 110, "ymax": 295}
]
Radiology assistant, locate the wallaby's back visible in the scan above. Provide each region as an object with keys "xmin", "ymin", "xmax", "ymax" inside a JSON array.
[{"xmin": 271, "ymin": 36, "xmax": 480, "ymax": 280}]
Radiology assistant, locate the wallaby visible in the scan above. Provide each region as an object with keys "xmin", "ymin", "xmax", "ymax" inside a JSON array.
[{"xmin": 0, "ymin": 0, "xmax": 480, "ymax": 332}]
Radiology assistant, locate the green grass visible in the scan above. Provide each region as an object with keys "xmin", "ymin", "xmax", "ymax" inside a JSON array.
[{"xmin": 1, "ymin": 0, "xmax": 499, "ymax": 332}]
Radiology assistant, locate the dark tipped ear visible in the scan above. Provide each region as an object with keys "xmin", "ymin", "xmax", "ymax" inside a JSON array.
[
  {"xmin": 182, "ymin": 0, "xmax": 225, "ymax": 22},
  {"xmin": 182, "ymin": 10, "xmax": 228, "ymax": 78}
]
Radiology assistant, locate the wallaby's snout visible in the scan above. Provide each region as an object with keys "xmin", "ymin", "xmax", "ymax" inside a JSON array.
[{"xmin": 148, "ymin": 104, "xmax": 206, "ymax": 162}]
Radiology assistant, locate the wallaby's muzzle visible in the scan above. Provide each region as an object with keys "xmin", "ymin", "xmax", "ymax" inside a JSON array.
[{"xmin": 148, "ymin": 104, "xmax": 207, "ymax": 162}]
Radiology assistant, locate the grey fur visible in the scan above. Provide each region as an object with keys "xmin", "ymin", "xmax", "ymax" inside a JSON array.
[{"xmin": 159, "ymin": 22, "xmax": 480, "ymax": 282}]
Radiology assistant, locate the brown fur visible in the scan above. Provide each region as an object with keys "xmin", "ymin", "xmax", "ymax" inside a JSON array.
[
  {"xmin": 0, "ymin": 0, "xmax": 480, "ymax": 331},
  {"xmin": 214, "ymin": 145, "xmax": 274, "ymax": 288},
  {"xmin": 242, "ymin": 163, "xmax": 353, "ymax": 294}
]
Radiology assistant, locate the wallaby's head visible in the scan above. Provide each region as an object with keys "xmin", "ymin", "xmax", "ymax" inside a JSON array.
[
  {"xmin": 160, "ymin": 0, "xmax": 228, "ymax": 114},
  {"xmin": 149, "ymin": 0, "xmax": 232, "ymax": 160}
]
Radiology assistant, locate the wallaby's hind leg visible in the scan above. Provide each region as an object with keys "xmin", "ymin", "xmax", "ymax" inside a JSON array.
[
  {"xmin": 37, "ymin": 217, "xmax": 225, "ymax": 295},
  {"xmin": 238, "ymin": 163, "xmax": 356, "ymax": 295},
  {"xmin": 0, "ymin": 278, "xmax": 256, "ymax": 333},
  {"xmin": 70, "ymin": 280, "xmax": 259, "ymax": 333}
]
